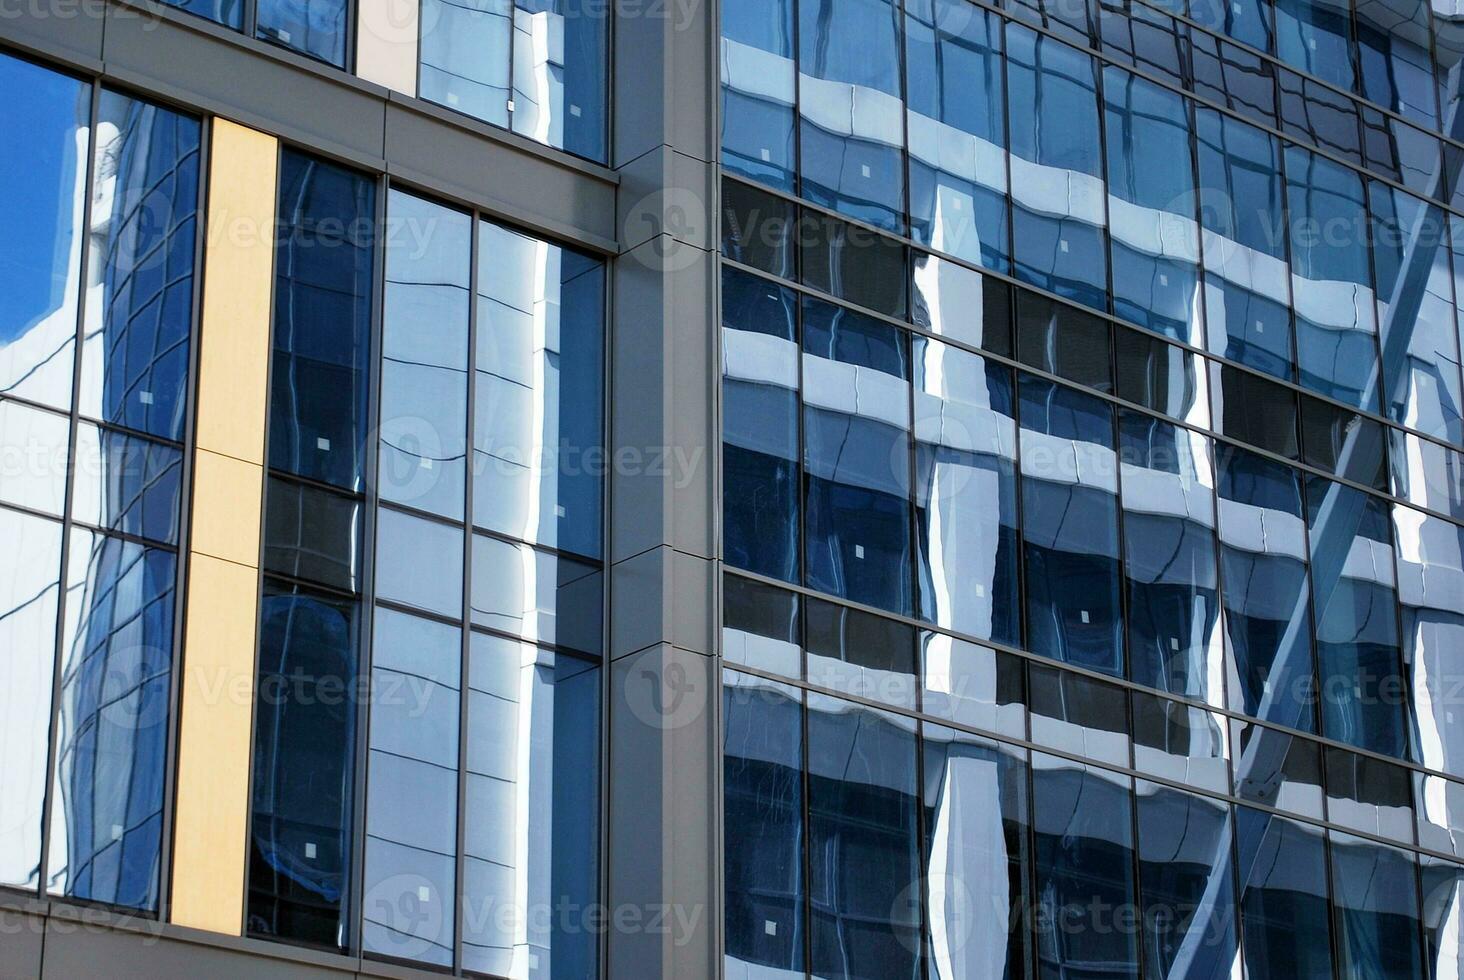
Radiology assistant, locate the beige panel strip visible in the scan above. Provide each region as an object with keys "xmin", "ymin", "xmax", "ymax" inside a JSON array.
[
  {"xmin": 170, "ymin": 118, "xmax": 277, "ymax": 935},
  {"xmin": 357, "ymin": 0, "xmax": 420, "ymax": 97}
]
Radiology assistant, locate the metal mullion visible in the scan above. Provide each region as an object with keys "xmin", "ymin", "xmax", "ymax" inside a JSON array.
[{"xmin": 598, "ymin": 184, "xmax": 615, "ymax": 980}]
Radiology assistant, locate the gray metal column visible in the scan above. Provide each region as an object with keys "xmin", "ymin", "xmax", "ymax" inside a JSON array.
[{"xmin": 605, "ymin": 0, "xmax": 722, "ymax": 974}]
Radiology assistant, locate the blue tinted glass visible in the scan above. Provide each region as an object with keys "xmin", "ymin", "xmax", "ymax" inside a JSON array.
[
  {"xmin": 248, "ymin": 581, "xmax": 360, "ymax": 948},
  {"xmin": 807, "ymin": 692, "xmax": 920, "ymax": 979},
  {"xmin": 363, "ymin": 608, "xmax": 459, "ymax": 965},
  {"xmin": 80, "ymin": 92, "xmax": 200, "ymax": 443},
  {"xmin": 1103, "ymin": 68, "xmax": 1202, "ymax": 344},
  {"xmin": 1028, "ymin": 661, "xmax": 1131, "ymax": 767},
  {"xmin": 380, "ymin": 191, "xmax": 471, "ymax": 520},
  {"xmin": 1119, "ymin": 411, "xmax": 1224, "ymax": 703},
  {"xmin": 802, "ymin": 297, "xmax": 912, "ymax": 615},
  {"xmin": 470, "ymin": 535, "xmax": 602, "ymax": 655},
  {"xmin": 271, "ymin": 151, "xmax": 375, "ymax": 491},
  {"xmin": 159, "ymin": 0, "xmax": 242, "ymax": 28},
  {"xmin": 922, "ymin": 726, "xmax": 1030, "ymax": 980},
  {"xmin": 1306, "ymin": 476, "xmax": 1407, "ymax": 758},
  {"xmin": 1389, "ymin": 429, "xmax": 1464, "ymax": 522},
  {"xmin": 375, "ymin": 507, "xmax": 464, "ymax": 619},
  {"xmin": 1019, "ymin": 375, "xmax": 1124, "ymax": 676},
  {"xmin": 1195, "ymin": 109, "xmax": 1294, "ymax": 380},
  {"xmin": 1420, "ymin": 855, "xmax": 1464, "ymax": 977},
  {"xmin": 1330, "ymin": 832, "xmax": 1426, "ymax": 978},
  {"xmin": 905, "ymin": 0, "xmax": 1009, "ymax": 271},
  {"xmin": 1030, "ymin": 754, "xmax": 1139, "ymax": 978},
  {"xmin": 723, "ymin": 268, "xmax": 800, "ymax": 583},
  {"xmin": 1131, "ymin": 692, "xmax": 1231, "ymax": 793},
  {"xmin": 914, "ymin": 339, "xmax": 1019, "ymax": 646},
  {"xmin": 806, "ymin": 596, "xmax": 917, "ymax": 709},
  {"xmin": 1217, "ymin": 447, "xmax": 1316, "ymax": 732},
  {"xmin": 723, "ymin": 671, "xmax": 804, "ymax": 976},
  {"xmin": 1356, "ymin": 0, "xmax": 1437, "ymax": 127},
  {"xmin": 509, "ymin": 0, "xmax": 608, "ymax": 161},
  {"xmin": 1136, "ymin": 782, "xmax": 1240, "ymax": 980},
  {"xmin": 1232, "ymin": 718, "xmax": 1326, "ymax": 817},
  {"xmin": 257, "ymin": 0, "xmax": 348, "ymax": 65},
  {"xmin": 1235, "ymin": 806, "xmax": 1335, "ymax": 978},
  {"xmin": 1285, "ymin": 146, "xmax": 1381, "ymax": 412},
  {"xmin": 799, "ymin": 0, "xmax": 905, "ymax": 231},
  {"xmin": 1371, "ymin": 184, "xmax": 1462, "ymax": 443},
  {"xmin": 1275, "ymin": 0, "xmax": 1357, "ymax": 89},
  {"xmin": 0, "ymin": 53, "xmax": 86, "ymax": 412},
  {"xmin": 721, "ymin": 0, "xmax": 796, "ymax": 189},
  {"xmin": 420, "ymin": 0, "xmax": 512, "ymax": 127},
  {"xmin": 48, "ymin": 530, "xmax": 174, "ymax": 911},
  {"xmin": 1190, "ymin": 0, "xmax": 1274, "ymax": 50},
  {"xmin": 71, "ymin": 425, "xmax": 183, "ymax": 546},
  {"xmin": 1394, "ymin": 504, "xmax": 1464, "ymax": 777},
  {"xmin": 1007, "ymin": 25, "xmax": 1109, "ymax": 312}
]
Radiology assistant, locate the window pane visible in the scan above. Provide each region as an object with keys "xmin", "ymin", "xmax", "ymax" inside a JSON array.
[
  {"xmin": 375, "ymin": 508, "xmax": 464, "ymax": 619},
  {"xmin": 1028, "ymin": 661, "xmax": 1131, "ymax": 767},
  {"xmin": 807, "ymin": 692, "xmax": 920, "ymax": 979},
  {"xmin": 362, "ymin": 608, "xmax": 459, "ymax": 966},
  {"xmin": 805, "ymin": 596, "xmax": 917, "ymax": 709},
  {"xmin": 920, "ymin": 632, "xmax": 1026, "ymax": 738},
  {"xmin": 800, "ymin": 210, "xmax": 909, "ymax": 318},
  {"xmin": 798, "ymin": 0, "xmax": 905, "ymax": 231},
  {"xmin": 0, "ymin": 401, "xmax": 71, "ymax": 517},
  {"xmin": 380, "ymin": 191, "xmax": 470, "ymax": 519},
  {"xmin": 263, "ymin": 476, "xmax": 362, "ymax": 594},
  {"xmin": 1389, "ymin": 429, "xmax": 1464, "ymax": 522},
  {"xmin": 248, "ymin": 580, "xmax": 360, "ymax": 949},
  {"xmin": 1015, "ymin": 291, "xmax": 1113, "ymax": 392},
  {"xmin": 1113, "ymin": 323, "xmax": 1211, "ymax": 427},
  {"xmin": 47, "ymin": 530, "xmax": 175, "ymax": 910},
  {"xmin": 1007, "ymin": 26, "xmax": 1108, "ymax": 312},
  {"xmin": 1275, "ymin": 0, "xmax": 1356, "ymax": 90},
  {"xmin": 270, "ymin": 151, "xmax": 375, "ymax": 491},
  {"xmin": 469, "ymin": 534, "xmax": 602, "ymax": 655},
  {"xmin": 1019, "ymin": 375, "xmax": 1124, "ymax": 676},
  {"xmin": 1232, "ymin": 718, "xmax": 1325, "ymax": 817},
  {"xmin": 914, "ymin": 339, "xmax": 1019, "ymax": 644},
  {"xmin": 1356, "ymin": 0, "xmax": 1437, "ymax": 126},
  {"xmin": 1420, "ymin": 854, "xmax": 1464, "ymax": 979},
  {"xmin": 509, "ymin": 0, "xmax": 609, "ymax": 161},
  {"xmin": 257, "ymin": 0, "xmax": 348, "ymax": 65},
  {"xmin": 721, "ymin": 178, "xmax": 796, "ymax": 279},
  {"xmin": 721, "ymin": 0, "xmax": 796, "ymax": 190},
  {"xmin": 1210, "ymin": 363, "xmax": 1300, "ymax": 459},
  {"xmin": 1417, "ymin": 772, "xmax": 1464, "ymax": 858},
  {"xmin": 1330, "ymin": 832, "xmax": 1426, "ymax": 979},
  {"xmin": 1279, "ymin": 70, "xmax": 1363, "ymax": 164},
  {"xmin": 474, "ymin": 221, "xmax": 604, "ymax": 558},
  {"xmin": 0, "ymin": 54, "xmax": 85, "ymax": 410},
  {"xmin": 420, "ymin": 0, "xmax": 513, "ymax": 128},
  {"xmin": 70, "ymin": 425, "xmax": 183, "ymax": 547},
  {"xmin": 1131, "ymin": 690, "xmax": 1231, "ymax": 793},
  {"xmin": 462, "ymin": 636, "xmax": 599, "ymax": 976},
  {"xmin": 911, "ymin": 256, "xmax": 1012, "ymax": 356},
  {"xmin": 802, "ymin": 297, "xmax": 912, "ymax": 615},
  {"xmin": 160, "ymin": 0, "xmax": 242, "ymax": 28},
  {"xmin": 723, "ymin": 670, "xmax": 804, "ymax": 976},
  {"xmin": 1190, "ymin": 0, "xmax": 1273, "ymax": 51},
  {"xmin": 1395, "ymin": 503, "xmax": 1464, "ymax": 777},
  {"xmin": 1235, "ymin": 806, "xmax": 1334, "ymax": 978},
  {"xmin": 723, "ymin": 573, "xmax": 801, "ymax": 677},
  {"xmin": 906, "ymin": 0, "xmax": 1009, "ymax": 272},
  {"xmin": 1325, "ymin": 745, "xmax": 1414, "ymax": 841}
]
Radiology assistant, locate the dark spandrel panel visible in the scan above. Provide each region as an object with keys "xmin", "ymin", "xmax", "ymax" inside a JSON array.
[
  {"xmin": 911, "ymin": 256, "xmax": 1012, "ymax": 356},
  {"xmin": 1189, "ymin": 0, "xmax": 1273, "ymax": 51},
  {"xmin": 71, "ymin": 425, "xmax": 184, "ymax": 547},
  {"xmin": 1325, "ymin": 745, "xmax": 1414, "ymax": 841},
  {"xmin": 921, "ymin": 726, "xmax": 1031, "ymax": 980},
  {"xmin": 799, "ymin": 210, "xmax": 909, "ymax": 319},
  {"xmin": 723, "ymin": 671, "xmax": 805, "ymax": 977},
  {"xmin": 722, "ymin": 265, "xmax": 798, "ymax": 343},
  {"xmin": 263, "ymin": 476, "xmax": 362, "ymax": 594},
  {"xmin": 270, "ymin": 150, "xmax": 375, "ymax": 492},
  {"xmin": 1131, "ymin": 691, "xmax": 1231, "ymax": 793},
  {"xmin": 1015, "ymin": 291, "xmax": 1113, "ymax": 393},
  {"xmin": 1235, "ymin": 806, "xmax": 1335, "ymax": 977},
  {"xmin": 256, "ymin": 0, "xmax": 349, "ymax": 66},
  {"xmin": 1190, "ymin": 34, "xmax": 1278, "ymax": 128},
  {"xmin": 1355, "ymin": 0, "xmax": 1437, "ymax": 130},
  {"xmin": 806, "ymin": 693, "xmax": 920, "ymax": 980},
  {"xmin": 1329, "ymin": 832, "xmax": 1426, "ymax": 979},
  {"xmin": 1275, "ymin": 0, "xmax": 1357, "ymax": 92},
  {"xmin": 805, "ymin": 595, "xmax": 917, "ymax": 709},
  {"xmin": 723, "ymin": 574, "xmax": 801, "ymax": 678},
  {"xmin": 248, "ymin": 580, "xmax": 360, "ymax": 951},
  {"xmin": 1299, "ymin": 396, "xmax": 1388, "ymax": 489},
  {"xmin": 1030, "ymin": 754, "xmax": 1139, "ymax": 979},
  {"xmin": 920, "ymin": 632, "xmax": 1027, "ymax": 738},
  {"xmin": 1135, "ymin": 782, "xmax": 1240, "ymax": 980},
  {"xmin": 720, "ymin": 0, "xmax": 796, "ymax": 191},
  {"xmin": 1027, "ymin": 661, "xmax": 1131, "ymax": 767},
  {"xmin": 1099, "ymin": 0, "xmax": 1187, "ymax": 87},
  {"xmin": 721, "ymin": 179, "xmax": 796, "ymax": 278},
  {"xmin": 1231, "ymin": 719, "xmax": 1325, "ymax": 817},
  {"xmin": 1278, "ymin": 69, "xmax": 1363, "ymax": 165},
  {"xmin": 1211, "ymin": 363, "xmax": 1300, "ymax": 460},
  {"xmin": 1113, "ymin": 323, "xmax": 1209, "ymax": 425}
]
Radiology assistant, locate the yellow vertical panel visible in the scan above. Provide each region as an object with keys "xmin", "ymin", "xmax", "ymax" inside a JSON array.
[
  {"xmin": 170, "ymin": 118, "xmax": 277, "ymax": 936},
  {"xmin": 357, "ymin": 0, "xmax": 419, "ymax": 96}
]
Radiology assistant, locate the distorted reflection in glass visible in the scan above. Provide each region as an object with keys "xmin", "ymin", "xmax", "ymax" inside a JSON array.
[
  {"xmin": 1113, "ymin": 324, "xmax": 1212, "ymax": 427},
  {"xmin": 805, "ymin": 596, "xmax": 916, "ymax": 709},
  {"xmin": 920, "ymin": 633, "xmax": 1026, "ymax": 739},
  {"xmin": 374, "ymin": 508, "xmax": 463, "ymax": 619},
  {"xmin": 723, "ymin": 574, "xmax": 801, "ymax": 678},
  {"xmin": 1028, "ymin": 661, "xmax": 1131, "ymax": 767},
  {"xmin": 420, "ymin": 0, "xmax": 513, "ymax": 128},
  {"xmin": 1324, "ymin": 744, "xmax": 1414, "ymax": 841},
  {"xmin": 1234, "ymin": 805, "xmax": 1334, "ymax": 978},
  {"xmin": 380, "ymin": 191, "xmax": 471, "ymax": 519},
  {"xmin": 470, "ymin": 534, "xmax": 602, "ymax": 655},
  {"xmin": 1131, "ymin": 689, "xmax": 1231, "ymax": 793},
  {"xmin": 720, "ymin": 0, "xmax": 796, "ymax": 189},
  {"xmin": 1420, "ymin": 853, "xmax": 1464, "ymax": 978},
  {"xmin": 1416, "ymin": 771, "xmax": 1464, "ymax": 858},
  {"xmin": 910, "ymin": 256, "xmax": 1013, "ymax": 355},
  {"xmin": 256, "ymin": 0, "xmax": 349, "ymax": 65},
  {"xmin": 1355, "ymin": 0, "xmax": 1437, "ymax": 127},
  {"xmin": 1330, "ymin": 831, "xmax": 1426, "ymax": 979},
  {"xmin": 0, "ymin": 400, "xmax": 70, "ymax": 517},
  {"xmin": 262, "ymin": 477, "xmax": 361, "ymax": 594},
  {"xmin": 1394, "ymin": 503, "xmax": 1464, "ymax": 777},
  {"xmin": 1275, "ymin": 0, "xmax": 1356, "ymax": 90},
  {"xmin": 70, "ymin": 424, "xmax": 183, "ymax": 547},
  {"xmin": 509, "ymin": 0, "xmax": 608, "ymax": 161},
  {"xmin": 1389, "ymin": 428, "xmax": 1464, "ymax": 522}
]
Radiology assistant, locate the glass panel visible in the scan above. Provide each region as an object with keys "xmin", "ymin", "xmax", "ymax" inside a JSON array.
[
  {"xmin": 362, "ymin": 608, "xmax": 459, "ymax": 966},
  {"xmin": 1119, "ymin": 410, "xmax": 1224, "ymax": 703},
  {"xmin": 1231, "ymin": 719, "xmax": 1326, "ymax": 817},
  {"xmin": 1131, "ymin": 690, "xmax": 1231, "ymax": 793},
  {"xmin": 263, "ymin": 476, "xmax": 362, "ymax": 594},
  {"xmin": 1235, "ymin": 806, "xmax": 1334, "ymax": 978},
  {"xmin": 1419, "ymin": 854, "xmax": 1464, "ymax": 980},
  {"xmin": 1275, "ymin": 0, "xmax": 1357, "ymax": 89},
  {"xmin": 913, "ymin": 339, "xmax": 1019, "ymax": 644},
  {"xmin": 1394, "ymin": 503, "xmax": 1464, "ymax": 777},
  {"xmin": 256, "ymin": 0, "xmax": 349, "ymax": 65},
  {"xmin": 509, "ymin": 0, "xmax": 609, "ymax": 161},
  {"xmin": 1190, "ymin": 0, "xmax": 1274, "ymax": 49},
  {"xmin": 47, "ymin": 529, "xmax": 175, "ymax": 910},
  {"xmin": 420, "ymin": 0, "xmax": 513, "ymax": 128},
  {"xmin": 919, "ymin": 632, "xmax": 1026, "ymax": 738},
  {"xmin": 0, "ymin": 55, "xmax": 86, "ymax": 410},
  {"xmin": 469, "ymin": 534, "xmax": 602, "ymax": 655},
  {"xmin": 248, "ymin": 580, "xmax": 360, "ymax": 949},
  {"xmin": 70, "ymin": 425, "xmax": 183, "ymax": 547},
  {"xmin": 1099, "ymin": 0, "xmax": 1187, "ymax": 88},
  {"xmin": 910, "ymin": 257, "xmax": 1012, "ymax": 356},
  {"xmin": 1216, "ymin": 446, "xmax": 1316, "ymax": 731},
  {"xmin": 374, "ymin": 508, "xmax": 464, "ymax": 619},
  {"xmin": 0, "ymin": 400, "xmax": 70, "ymax": 517},
  {"xmin": 1417, "ymin": 772, "xmax": 1464, "ymax": 858},
  {"xmin": 921, "ymin": 725, "xmax": 1030, "ymax": 980},
  {"xmin": 380, "ymin": 191, "xmax": 471, "ymax": 520},
  {"xmin": 1330, "ymin": 831, "xmax": 1426, "ymax": 979},
  {"xmin": 800, "ymin": 210, "xmax": 909, "ymax": 318},
  {"xmin": 723, "ymin": 573, "xmax": 801, "ymax": 678},
  {"xmin": 722, "ymin": 267, "xmax": 800, "ymax": 583},
  {"xmin": 1112, "ymin": 324, "xmax": 1211, "ymax": 426},
  {"xmin": 806, "ymin": 692, "xmax": 920, "ymax": 979},
  {"xmin": 802, "ymin": 297, "xmax": 912, "ymax": 615},
  {"xmin": 1278, "ymin": 69, "xmax": 1363, "ymax": 164},
  {"xmin": 474, "ymin": 221, "xmax": 604, "ymax": 557},
  {"xmin": 905, "ymin": 0, "xmax": 1009, "ymax": 272},
  {"xmin": 0, "ymin": 509, "xmax": 63, "ymax": 889},
  {"xmin": 270, "ymin": 151, "xmax": 375, "ymax": 491},
  {"xmin": 1299, "ymin": 395, "xmax": 1388, "ymax": 490},
  {"xmin": 804, "ymin": 596, "xmax": 916, "ymax": 709},
  {"xmin": 1015, "ymin": 291, "xmax": 1113, "ymax": 392},
  {"xmin": 721, "ymin": 178, "xmax": 796, "ymax": 279},
  {"xmin": 1361, "ymin": 110, "xmax": 1442, "ymax": 197},
  {"xmin": 723, "ymin": 670, "xmax": 804, "ymax": 977},
  {"xmin": 1389, "ymin": 429, "xmax": 1464, "ymax": 521},
  {"xmin": 1027, "ymin": 661, "xmax": 1131, "ymax": 767},
  {"xmin": 1030, "ymin": 753, "xmax": 1139, "ymax": 978},
  {"xmin": 1019, "ymin": 374, "xmax": 1124, "ymax": 676},
  {"xmin": 1007, "ymin": 26, "xmax": 1109, "ymax": 312},
  {"xmin": 1210, "ymin": 362, "xmax": 1301, "ymax": 459},
  {"xmin": 1356, "ymin": 0, "xmax": 1438, "ymax": 126},
  {"xmin": 160, "ymin": 0, "xmax": 242, "ymax": 28},
  {"xmin": 720, "ymin": 0, "xmax": 796, "ymax": 190},
  {"xmin": 1325, "ymin": 744, "xmax": 1414, "ymax": 841},
  {"xmin": 798, "ymin": 0, "xmax": 905, "ymax": 231},
  {"xmin": 1190, "ymin": 34, "xmax": 1279, "ymax": 128}
]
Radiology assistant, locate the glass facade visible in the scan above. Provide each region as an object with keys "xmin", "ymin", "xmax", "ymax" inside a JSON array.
[{"xmin": 720, "ymin": 0, "xmax": 1464, "ymax": 971}]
